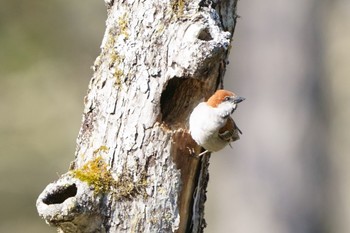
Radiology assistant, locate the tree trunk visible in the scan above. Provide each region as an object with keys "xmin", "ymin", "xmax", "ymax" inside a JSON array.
[{"xmin": 36, "ymin": 0, "xmax": 239, "ymax": 232}]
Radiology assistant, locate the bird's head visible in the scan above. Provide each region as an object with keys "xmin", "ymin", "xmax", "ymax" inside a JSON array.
[{"xmin": 206, "ymin": 90, "xmax": 245, "ymax": 118}]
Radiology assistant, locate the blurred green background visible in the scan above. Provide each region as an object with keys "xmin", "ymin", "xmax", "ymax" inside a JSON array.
[
  {"xmin": 1, "ymin": 0, "xmax": 350, "ymax": 233},
  {"xmin": 0, "ymin": 1, "xmax": 105, "ymax": 232}
]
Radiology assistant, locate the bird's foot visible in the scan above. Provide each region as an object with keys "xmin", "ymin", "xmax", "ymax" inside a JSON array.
[{"xmin": 186, "ymin": 147, "xmax": 209, "ymax": 158}]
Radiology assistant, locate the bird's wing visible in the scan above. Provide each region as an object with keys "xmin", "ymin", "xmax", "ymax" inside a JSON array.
[{"xmin": 218, "ymin": 117, "xmax": 242, "ymax": 143}]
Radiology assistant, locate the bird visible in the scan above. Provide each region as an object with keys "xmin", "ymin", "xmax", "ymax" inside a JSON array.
[{"xmin": 189, "ymin": 89, "xmax": 245, "ymax": 156}]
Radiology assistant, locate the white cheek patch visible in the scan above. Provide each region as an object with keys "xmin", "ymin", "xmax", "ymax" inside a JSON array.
[{"xmin": 221, "ymin": 112, "xmax": 230, "ymax": 119}]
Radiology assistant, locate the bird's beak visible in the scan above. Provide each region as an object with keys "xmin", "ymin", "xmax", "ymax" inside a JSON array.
[{"xmin": 233, "ymin": 96, "xmax": 245, "ymax": 104}]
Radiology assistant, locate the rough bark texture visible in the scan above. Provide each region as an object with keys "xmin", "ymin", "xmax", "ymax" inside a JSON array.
[{"xmin": 36, "ymin": 0, "xmax": 238, "ymax": 232}]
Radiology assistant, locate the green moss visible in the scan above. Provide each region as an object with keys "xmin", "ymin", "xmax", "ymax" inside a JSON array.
[
  {"xmin": 105, "ymin": 33, "xmax": 116, "ymax": 51},
  {"xmin": 113, "ymin": 171, "xmax": 148, "ymax": 201},
  {"xmin": 108, "ymin": 50, "xmax": 123, "ymax": 70},
  {"xmin": 110, "ymin": 52, "xmax": 121, "ymax": 65},
  {"xmin": 93, "ymin": 145, "xmax": 109, "ymax": 154},
  {"xmin": 171, "ymin": 0, "xmax": 186, "ymax": 18},
  {"xmin": 108, "ymin": 50, "xmax": 125, "ymax": 86},
  {"xmin": 73, "ymin": 156, "xmax": 115, "ymax": 194},
  {"xmin": 73, "ymin": 147, "xmax": 149, "ymax": 199},
  {"xmin": 114, "ymin": 69, "xmax": 124, "ymax": 86},
  {"xmin": 118, "ymin": 14, "xmax": 129, "ymax": 39},
  {"xmin": 156, "ymin": 23, "xmax": 165, "ymax": 35}
]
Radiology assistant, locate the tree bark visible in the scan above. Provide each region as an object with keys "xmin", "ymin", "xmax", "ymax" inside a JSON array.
[{"xmin": 36, "ymin": 0, "xmax": 239, "ymax": 232}]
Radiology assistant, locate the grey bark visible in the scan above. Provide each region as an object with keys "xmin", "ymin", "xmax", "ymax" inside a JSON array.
[{"xmin": 36, "ymin": 0, "xmax": 239, "ymax": 232}]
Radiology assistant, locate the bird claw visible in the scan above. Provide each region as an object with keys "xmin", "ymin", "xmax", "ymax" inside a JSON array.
[
  {"xmin": 197, "ymin": 150, "xmax": 210, "ymax": 157},
  {"xmin": 186, "ymin": 147, "xmax": 209, "ymax": 158}
]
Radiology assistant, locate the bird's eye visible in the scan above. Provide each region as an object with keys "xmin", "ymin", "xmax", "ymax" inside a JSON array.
[{"xmin": 224, "ymin": 96, "xmax": 230, "ymax": 101}]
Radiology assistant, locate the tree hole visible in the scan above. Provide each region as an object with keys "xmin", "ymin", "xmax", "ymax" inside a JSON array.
[
  {"xmin": 197, "ymin": 28, "xmax": 213, "ymax": 41},
  {"xmin": 160, "ymin": 78, "xmax": 203, "ymax": 130},
  {"xmin": 43, "ymin": 183, "xmax": 77, "ymax": 205}
]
